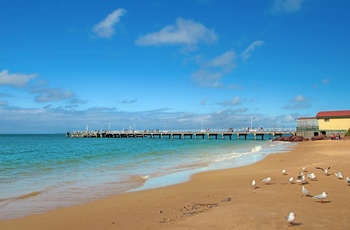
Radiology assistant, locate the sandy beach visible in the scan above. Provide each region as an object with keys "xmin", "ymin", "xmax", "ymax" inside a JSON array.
[{"xmin": 1, "ymin": 139, "xmax": 349, "ymax": 230}]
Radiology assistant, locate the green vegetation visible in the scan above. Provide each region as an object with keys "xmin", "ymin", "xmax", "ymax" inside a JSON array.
[{"xmin": 345, "ymin": 128, "xmax": 350, "ymax": 136}]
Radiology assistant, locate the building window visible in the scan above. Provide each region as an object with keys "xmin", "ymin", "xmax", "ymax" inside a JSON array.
[{"xmin": 324, "ymin": 118, "xmax": 330, "ymax": 122}]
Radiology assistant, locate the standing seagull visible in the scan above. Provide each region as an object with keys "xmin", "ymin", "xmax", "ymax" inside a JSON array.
[
  {"xmin": 315, "ymin": 166, "xmax": 330, "ymax": 176},
  {"xmin": 312, "ymin": 191, "xmax": 327, "ymax": 203},
  {"xmin": 346, "ymin": 177, "xmax": 350, "ymax": 186},
  {"xmin": 289, "ymin": 177, "xmax": 294, "ymax": 184},
  {"xmin": 252, "ymin": 180, "xmax": 257, "ymax": 189},
  {"xmin": 295, "ymin": 175, "xmax": 308, "ymax": 185},
  {"xmin": 282, "ymin": 169, "xmax": 287, "ymax": 175},
  {"xmin": 286, "ymin": 212, "xmax": 296, "ymax": 227},
  {"xmin": 261, "ymin": 177, "xmax": 271, "ymax": 184},
  {"xmin": 297, "ymin": 171, "xmax": 304, "ymax": 180},
  {"xmin": 302, "ymin": 186, "xmax": 311, "ymax": 197}
]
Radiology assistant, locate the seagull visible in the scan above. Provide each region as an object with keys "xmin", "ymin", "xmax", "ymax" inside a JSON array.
[
  {"xmin": 302, "ymin": 166, "xmax": 307, "ymax": 172},
  {"xmin": 282, "ymin": 169, "xmax": 287, "ymax": 175},
  {"xmin": 297, "ymin": 171, "xmax": 304, "ymax": 180},
  {"xmin": 286, "ymin": 212, "xmax": 296, "ymax": 227},
  {"xmin": 261, "ymin": 177, "xmax": 271, "ymax": 184},
  {"xmin": 252, "ymin": 180, "xmax": 257, "ymax": 189},
  {"xmin": 346, "ymin": 177, "xmax": 350, "ymax": 186},
  {"xmin": 295, "ymin": 175, "xmax": 308, "ymax": 185},
  {"xmin": 334, "ymin": 171, "xmax": 343, "ymax": 179},
  {"xmin": 306, "ymin": 173, "xmax": 317, "ymax": 181},
  {"xmin": 315, "ymin": 166, "xmax": 330, "ymax": 176},
  {"xmin": 302, "ymin": 186, "xmax": 311, "ymax": 197},
  {"xmin": 312, "ymin": 191, "xmax": 327, "ymax": 203},
  {"xmin": 289, "ymin": 177, "xmax": 294, "ymax": 184}
]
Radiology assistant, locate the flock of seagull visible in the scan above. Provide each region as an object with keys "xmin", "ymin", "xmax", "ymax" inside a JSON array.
[{"xmin": 251, "ymin": 166, "xmax": 350, "ymax": 227}]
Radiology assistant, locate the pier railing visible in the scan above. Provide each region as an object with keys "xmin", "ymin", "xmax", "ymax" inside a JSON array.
[{"xmin": 68, "ymin": 128, "xmax": 296, "ymax": 140}]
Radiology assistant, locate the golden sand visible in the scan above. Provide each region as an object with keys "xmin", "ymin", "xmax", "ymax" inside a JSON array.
[{"xmin": 1, "ymin": 140, "xmax": 349, "ymax": 230}]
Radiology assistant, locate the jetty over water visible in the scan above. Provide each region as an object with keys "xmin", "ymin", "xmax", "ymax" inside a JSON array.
[{"xmin": 68, "ymin": 128, "xmax": 296, "ymax": 140}]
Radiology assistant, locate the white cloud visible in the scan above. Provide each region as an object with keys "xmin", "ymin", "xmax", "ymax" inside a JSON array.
[
  {"xmin": 208, "ymin": 51, "xmax": 236, "ymax": 72},
  {"xmin": 120, "ymin": 98, "xmax": 137, "ymax": 104},
  {"xmin": 0, "ymin": 100, "xmax": 8, "ymax": 106},
  {"xmin": 135, "ymin": 18, "xmax": 218, "ymax": 48},
  {"xmin": 0, "ymin": 105, "xmax": 297, "ymax": 133},
  {"xmin": 0, "ymin": 70, "xmax": 36, "ymax": 88},
  {"xmin": 283, "ymin": 103, "xmax": 311, "ymax": 110},
  {"xmin": 30, "ymin": 81, "xmax": 86, "ymax": 104},
  {"xmin": 283, "ymin": 95, "xmax": 311, "ymax": 110},
  {"xmin": 292, "ymin": 95, "xmax": 308, "ymax": 102},
  {"xmin": 218, "ymin": 97, "xmax": 241, "ymax": 107},
  {"xmin": 92, "ymin": 8, "xmax": 126, "ymax": 38},
  {"xmin": 192, "ymin": 70, "xmax": 223, "ymax": 88},
  {"xmin": 313, "ymin": 79, "xmax": 331, "ymax": 88},
  {"xmin": 270, "ymin": 0, "xmax": 304, "ymax": 13},
  {"xmin": 192, "ymin": 50, "xmax": 237, "ymax": 88},
  {"xmin": 241, "ymin": 40, "xmax": 264, "ymax": 61}
]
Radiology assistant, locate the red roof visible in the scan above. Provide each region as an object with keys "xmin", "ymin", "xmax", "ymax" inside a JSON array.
[{"xmin": 316, "ymin": 110, "xmax": 350, "ymax": 118}]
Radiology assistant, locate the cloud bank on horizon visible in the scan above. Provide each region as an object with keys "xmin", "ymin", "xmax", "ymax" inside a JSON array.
[{"xmin": 0, "ymin": 0, "xmax": 349, "ymax": 133}]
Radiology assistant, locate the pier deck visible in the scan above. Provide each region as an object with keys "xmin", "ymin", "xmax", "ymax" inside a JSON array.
[{"xmin": 68, "ymin": 129, "xmax": 295, "ymax": 140}]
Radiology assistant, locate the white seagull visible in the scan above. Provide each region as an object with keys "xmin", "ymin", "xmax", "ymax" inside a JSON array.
[
  {"xmin": 302, "ymin": 186, "xmax": 311, "ymax": 197},
  {"xmin": 282, "ymin": 169, "xmax": 287, "ymax": 175},
  {"xmin": 315, "ymin": 166, "xmax": 330, "ymax": 176},
  {"xmin": 312, "ymin": 191, "xmax": 327, "ymax": 203},
  {"xmin": 286, "ymin": 212, "xmax": 296, "ymax": 227},
  {"xmin": 306, "ymin": 173, "xmax": 317, "ymax": 181},
  {"xmin": 334, "ymin": 171, "xmax": 343, "ymax": 179},
  {"xmin": 261, "ymin": 177, "xmax": 271, "ymax": 184},
  {"xmin": 252, "ymin": 180, "xmax": 257, "ymax": 189},
  {"xmin": 295, "ymin": 175, "xmax": 308, "ymax": 185},
  {"xmin": 346, "ymin": 177, "xmax": 350, "ymax": 186},
  {"xmin": 289, "ymin": 177, "xmax": 294, "ymax": 184},
  {"xmin": 297, "ymin": 171, "xmax": 304, "ymax": 180}
]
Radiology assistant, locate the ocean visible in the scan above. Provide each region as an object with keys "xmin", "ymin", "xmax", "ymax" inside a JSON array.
[{"xmin": 0, "ymin": 134, "xmax": 296, "ymax": 221}]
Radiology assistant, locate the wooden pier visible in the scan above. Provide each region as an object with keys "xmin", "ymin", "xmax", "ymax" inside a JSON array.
[{"xmin": 68, "ymin": 129, "xmax": 295, "ymax": 140}]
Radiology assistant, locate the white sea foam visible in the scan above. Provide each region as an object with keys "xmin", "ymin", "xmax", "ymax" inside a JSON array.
[{"xmin": 251, "ymin": 145, "xmax": 262, "ymax": 152}]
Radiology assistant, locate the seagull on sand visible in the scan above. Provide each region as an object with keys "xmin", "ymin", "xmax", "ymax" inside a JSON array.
[
  {"xmin": 289, "ymin": 177, "xmax": 294, "ymax": 184},
  {"xmin": 282, "ymin": 169, "xmax": 287, "ymax": 175},
  {"xmin": 302, "ymin": 186, "xmax": 311, "ymax": 197},
  {"xmin": 346, "ymin": 177, "xmax": 350, "ymax": 186},
  {"xmin": 334, "ymin": 171, "xmax": 343, "ymax": 179},
  {"xmin": 295, "ymin": 175, "xmax": 308, "ymax": 185},
  {"xmin": 302, "ymin": 166, "xmax": 307, "ymax": 172},
  {"xmin": 297, "ymin": 171, "xmax": 304, "ymax": 180},
  {"xmin": 312, "ymin": 191, "xmax": 327, "ymax": 203},
  {"xmin": 315, "ymin": 166, "xmax": 330, "ymax": 176},
  {"xmin": 252, "ymin": 180, "xmax": 257, "ymax": 189},
  {"xmin": 286, "ymin": 212, "xmax": 296, "ymax": 227},
  {"xmin": 261, "ymin": 177, "xmax": 271, "ymax": 184},
  {"xmin": 306, "ymin": 173, "xmax": 317, "ymax": 181}
]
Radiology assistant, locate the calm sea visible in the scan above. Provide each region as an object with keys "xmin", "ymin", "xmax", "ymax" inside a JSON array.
[{"xmin": 0, "ymin": 134, "xmax": 295, "ymax": 220}]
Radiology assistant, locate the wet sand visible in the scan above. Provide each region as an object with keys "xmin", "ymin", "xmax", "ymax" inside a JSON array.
[{"xmin": 1, "ymin": 140, "xmax": 349, "ymax": 229}]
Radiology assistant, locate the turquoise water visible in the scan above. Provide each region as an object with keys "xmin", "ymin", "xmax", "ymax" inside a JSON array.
[{"xmin": 0, "ymin": 134, "xmax": 295, "ymax": 220}]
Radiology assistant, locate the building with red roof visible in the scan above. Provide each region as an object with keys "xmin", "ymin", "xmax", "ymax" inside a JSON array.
[
  {"xmin": 316, "ymin": 110, "xmax": 350, "ymax": 135},
  {"xmin": 296, "ymin": 110, "xmax": 350, "ymax": 138}
]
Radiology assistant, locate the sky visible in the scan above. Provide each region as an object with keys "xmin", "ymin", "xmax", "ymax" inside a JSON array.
[{"xmin": 1, "ymin": 0, "xmax": 349, "ymax": 134}]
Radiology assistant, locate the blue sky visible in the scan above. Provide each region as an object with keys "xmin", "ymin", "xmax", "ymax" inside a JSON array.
[{"xmin": 1, "ymin": 0, "xmax": 349, "ymax": 133}]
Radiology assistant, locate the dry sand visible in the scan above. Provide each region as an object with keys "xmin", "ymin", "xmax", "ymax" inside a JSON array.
[{"xmin": 1, "ymin": 140, "xmax": 349, "ymax": 230}]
